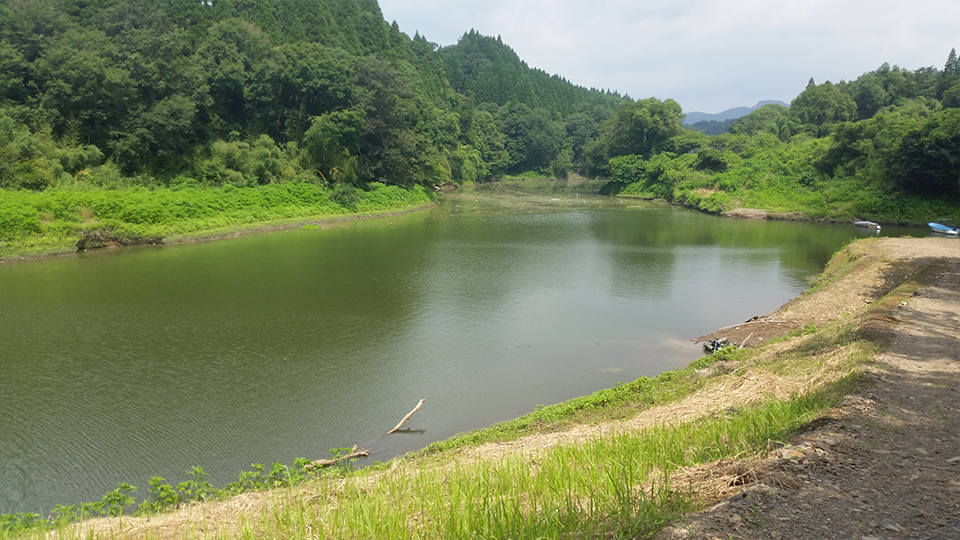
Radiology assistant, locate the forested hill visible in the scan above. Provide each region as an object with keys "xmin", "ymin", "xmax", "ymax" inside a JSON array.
[
  {"xmin": 1, "ymin": 0, "xmax": 957, "ymax": 233},
  {"xmin": 0, "ymin": 0, "xmax": 622, "ymax": 190},
  {"xmin": 438, "ymin": 30, "xmax": 626, "ymax": 175},
  {"xmin": 598, "ymin": 57, "xmax": 960, "ymax": 224},
  {"xmin": 440, "ymin": 30, "xmax": 622, "ymax": 115}
]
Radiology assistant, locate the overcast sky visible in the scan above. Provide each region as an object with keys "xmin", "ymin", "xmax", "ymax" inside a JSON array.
[{"xmin": 377, "ymin": 0, "xmax": 960, "ymax": 114}]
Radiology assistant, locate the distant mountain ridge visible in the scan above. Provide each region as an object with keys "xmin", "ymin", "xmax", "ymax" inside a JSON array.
[{"xmin": 683, "ymin": 101, "xmax": 789, "ymax": 125}]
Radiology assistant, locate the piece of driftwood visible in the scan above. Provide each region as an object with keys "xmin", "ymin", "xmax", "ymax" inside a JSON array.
[
  {"xmin": 305, "ymin": 445, "xmax": 370, "ymax": 469},
  {"xmin": 738, "ymin": 332, "xmax": 754, "ymax": 350},
  {"xmin": 387, "ymin": 399, "xmax": 426, "ymax": 435},
  {"xmin": 715, "ymin": 319, "xmax": 786, "ymax": 332}
]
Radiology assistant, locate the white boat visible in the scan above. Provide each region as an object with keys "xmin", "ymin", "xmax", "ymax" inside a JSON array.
[
  {"xmin": 853, "ymin": 220, "xmax": 881, "ymax": 229},
  {"xmin": 929, "ymin": 222, "xmax": 959, "ymax": 236}
]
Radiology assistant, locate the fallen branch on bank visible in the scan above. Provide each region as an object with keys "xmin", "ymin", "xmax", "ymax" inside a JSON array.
[
  {"xmin": 716, "ymin": 318, "xmax": 788, "ymax": 331},
  {"xmin": 305, "ymin": 445, "xmax": 370, "ymax": 469},
  {"xmin": 387, "ymin": 399, "xmax": 426, "ymax": 435}
]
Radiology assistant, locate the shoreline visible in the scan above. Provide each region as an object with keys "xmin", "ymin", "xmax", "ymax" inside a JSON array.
[
  {"xmin": 158, "ymin": 201, "xmax": 437, "ymax": 246},
  {"xmin": 611, "ymin": 192, "xmax": 943, "ymax": 228},
  {"xmin": 0, "ymin": 202, "xmax": 437, "ymax": 264},
  {"xmin": 7, "ymin": 237, "xmax": 958, "ymax": 538},
  {"xmin": 656, "ymin": 236, "xmax": 960, "ymax": 538}
]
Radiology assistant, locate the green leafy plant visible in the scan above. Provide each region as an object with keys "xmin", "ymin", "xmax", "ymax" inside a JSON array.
[
  {"xmin": 177, "ymin": 466, "xmax": 215, "ymax": 502},
  {"xmin": 100, "ymin": 483, "xmax": 137, "ymax": 517},
  {"xmin": 137, "ymin": 477, "xmax": 180, "ymax": 515}
]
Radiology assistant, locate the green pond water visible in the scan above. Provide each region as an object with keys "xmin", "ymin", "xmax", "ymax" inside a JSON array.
[{"xmin": 0, "ymin": 181, "xmax": 921, "ymax": 514}]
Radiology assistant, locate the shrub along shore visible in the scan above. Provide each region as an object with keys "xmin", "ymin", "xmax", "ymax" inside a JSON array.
[
  {"xmin": 599, "ymin": 152, "xmax": 960, "ymax": 227},
  {"xmin": 0, "ymin": 182, "xmax": 435, "ymax": 261},
  {"xmin": 4, "ymin": 237, "xmax": 940, "ymax": 540}
]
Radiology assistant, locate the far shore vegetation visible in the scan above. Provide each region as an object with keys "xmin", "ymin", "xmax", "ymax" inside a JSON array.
[
  {"xmin": 1, "ymin": 1, "xmax": 958, "ymax": 262},
  {"xmin": 0, "ymin": 181, "xmax": 434, "ymax": 260}
]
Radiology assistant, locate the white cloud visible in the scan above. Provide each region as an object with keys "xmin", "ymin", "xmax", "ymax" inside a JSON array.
[{"xmin": 378, "ymin": 0, "xmax": 960, "ymax": 113}]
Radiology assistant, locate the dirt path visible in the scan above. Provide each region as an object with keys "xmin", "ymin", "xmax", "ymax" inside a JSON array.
[{"xmin": 658, "ymin": 238, "xmax": 960, "ymax": 539}]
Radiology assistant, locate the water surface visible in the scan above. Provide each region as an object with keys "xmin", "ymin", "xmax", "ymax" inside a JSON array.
[{"xmin": 0, "ymin": 182, "xmax": 920, "ymax": 514}]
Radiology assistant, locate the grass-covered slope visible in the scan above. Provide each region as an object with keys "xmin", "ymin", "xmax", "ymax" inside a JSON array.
[
  {"xmin": 0, "ymin": 182, "xmax": 433, "ymax": 260},
  {"xmin": 604, "ymin": 130, "xmax": 960, "ymax": 224}
]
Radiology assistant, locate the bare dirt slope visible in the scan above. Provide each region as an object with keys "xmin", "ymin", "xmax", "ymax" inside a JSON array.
[{"xmin": 659, "ymin": 237, "xmax": 960, "ymax": 539}]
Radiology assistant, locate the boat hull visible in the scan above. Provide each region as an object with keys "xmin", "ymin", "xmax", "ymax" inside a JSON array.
[{"xmin": 928, "ymin": 222, "xmax": 959, "ymax": 236}]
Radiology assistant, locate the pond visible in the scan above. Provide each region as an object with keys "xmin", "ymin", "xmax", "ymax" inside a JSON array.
[{"xmin": 0, "ymin": 181, "xmax": 920, "ymax": 514}]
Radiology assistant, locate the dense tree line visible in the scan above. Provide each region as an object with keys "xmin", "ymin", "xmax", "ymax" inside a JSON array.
[
  {"xmin": 438, "ymin": 31, "xmax": 625, "ymax": 177},
  {"xmin": 1, "ymin": 0, "xmax": 957, "ymax": 227},
  {"xmin": 686, "ymin": 119, "xmax": 736, "ymax": 135},
  {"xmin": 597, "ymin": 50, "xmax": 960, "ymax": 223},
  {"xmin": 0, "ymin": 0, "xmax": 624, "ymax": 192}
]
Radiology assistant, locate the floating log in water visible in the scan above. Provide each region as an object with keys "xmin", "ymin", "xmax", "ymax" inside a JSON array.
[{"xmin": 387, "ymin": 399, "xmax": 426, "ymax": 435}]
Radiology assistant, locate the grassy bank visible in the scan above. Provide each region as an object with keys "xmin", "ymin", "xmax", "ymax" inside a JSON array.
[
  {"xmin": 230, "ymin": 391, "xmax": 847, "ymax": 540},
  {"xmin": 1, "ymin": 386, "xmax": 851, "ymax": 540},
  {"xmin": 602, "ymin": 136, "xmax": 960, "ymax": 225},
  {"xmin": 3, "ymin": 238, "xmax": 945, "ymax": 539},
  {"xmin": 624, "ymin": 177, "xmax": 960, "ymax": 225},
  {"xmin": 0, "ymin": 182, "xmax": 435, "ymax": 261}
]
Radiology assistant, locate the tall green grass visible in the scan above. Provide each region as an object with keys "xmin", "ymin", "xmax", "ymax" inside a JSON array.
[
  {"xmin": 237, "ymin": 386, "xmax": 847, "ymax": 540},
  {"xmin": 0, "ymin": 362, "xmax": 856, "ymax": 540},
  {"xmin": 0, "ymin": 182, "xmax": 434, "ymax": 259},
  {"xmin": 0, "ymin": 455, "xmax": 361, "ymax": 539},
  {"xmin": 0, "ymin": 365, "xmax": 850, "ymax": 540}
]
